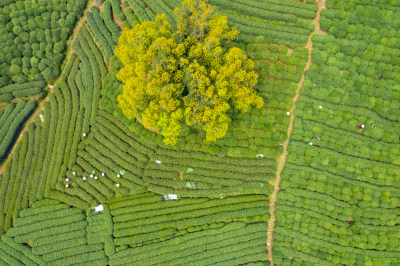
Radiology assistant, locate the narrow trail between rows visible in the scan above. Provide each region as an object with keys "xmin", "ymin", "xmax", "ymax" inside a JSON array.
[
  {"xmin": 266, "ymin": 0, "xmax": 327, "ymax": 264},
  {"xmin": 0, "ymin": 0, "xmax": 97, "ymax": 175}
]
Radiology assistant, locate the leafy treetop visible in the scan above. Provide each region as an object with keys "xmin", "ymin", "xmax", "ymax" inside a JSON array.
[{"xmin": 115, "ymin": 0, "xmax": 263, "ymax": 145}]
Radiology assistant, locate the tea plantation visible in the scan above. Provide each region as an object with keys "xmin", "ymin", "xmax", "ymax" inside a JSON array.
[{"xmin": 0, "ymin": 0, "xmax": 399, "ymax": 265}]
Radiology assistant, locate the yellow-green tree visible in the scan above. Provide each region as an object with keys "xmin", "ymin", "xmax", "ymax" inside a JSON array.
[{"xmin": 116, "ymin": 0, "xmax": 263, "ymax": 145}]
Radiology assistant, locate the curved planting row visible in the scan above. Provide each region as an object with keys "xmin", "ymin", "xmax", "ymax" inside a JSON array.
[
  {"xmin": 0, "ymin": 0, "xmax": 87, "ymax": 168},
  {"xmin": 86, "ymin": 6, "xmax": 115, "ymax": 61},
  {"xmin": 58, "ymin": 15, "xmax": 148, "ymax": 206},
  {"xmin": 0, "ymin": 101, "xmax": 36, "ymax": 162},
  {"xmin": 0, "ymin": 48, "xmax": 97, "ymax": 234},
  {"xmin": 0, "ymin": 1, "xmax": 323, "ymax": 264}
]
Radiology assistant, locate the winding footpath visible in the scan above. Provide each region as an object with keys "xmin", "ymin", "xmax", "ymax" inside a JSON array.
[
  {"xmin": 266, "ymin": 0, "xmax": 327, "ymax": 264},
  {"xmin": 0, "ymin": 0, "xmax": 97, "ymax": 175}
]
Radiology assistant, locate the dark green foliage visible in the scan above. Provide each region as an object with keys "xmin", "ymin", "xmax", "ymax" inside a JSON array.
[
  {"xmin": 0, "ymin": 0, "xmax": 86, "ymax": 99},
  {"xmin": 0, "ymin": 101, "xmax": 35, "ymax": 162},
  {"xmin": 110, "ymin": 0, "xmax": 126, "ymax": 21}
]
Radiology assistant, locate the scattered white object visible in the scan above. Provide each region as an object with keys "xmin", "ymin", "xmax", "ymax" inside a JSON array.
[
  {"xmin": 115, "ymin": 183, "xmax": 120, "ymax": 188},
  {"xmin": 361, "ymin": 124, "xmax": 365, "ymax": 129},
  {"xmin": 155, "ymin": 160, "xmax": 161, "ymax": 164},
  {"xmin": 39, "ymin": 114, "xmax": 44, "ymax": 122},
  {"xmin": 48, "ymin": 84, "xmax": 54, "ymax": 89},
  {"xmin": 72, "ymin": 171, "xmax": 76, "ymax": 176},
  {"xmin": 256, "ymin": 154, "xmax": 264, "ymax": 158},
  {"xmin": 287, "ymin": 111, "xmax": 290, "ymax": 115},
  {"xmin": 117, "ymin": 174, "xmax": 121, "ymax": 178},
  {"xmin": 94, "ymin": 176, "xmax": 98, "ymax": 180},
  {"xmin": 102, "ymin": 173, "xmax": 106, "ymax": 177},
  {"xmin": 90, "ymin": 174, "xmax": 94, "ymax": 178},
  {"xmin": 309, "ymin": 142, "xmax": 313, "ymax": 145},
  {"xmin": 163, "ymin": 194, "xmax": 179, "ymax": 200},
  {"xmin": 65, "ymin": 178, "xmax": 70, "ymax": 182},
  {"xmin": 319, "ymin": 105, "xmax": 323, "ymax": 109},
  {"xmin": 83, "ymin": 176, "xmax": 87, "ymax": 181},
  {"xmin": 83, "ymin": 133, "xmax": 87, "ymax": 137},
  {"xmin": 93, "ymin": 204, "xmax": 103, "ymax": 212},
  {"xmin": 267, "ymin": 243, "xmax": 270, "ymax": 246},
  {"xmin": 65, "ymin": 184, "xmax": 69, "ymax": 188}
]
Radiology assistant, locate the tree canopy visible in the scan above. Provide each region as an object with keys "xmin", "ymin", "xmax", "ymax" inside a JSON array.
[{"xmin": 115, "ymin": 0, "xmax": 263, "ymax": 145}]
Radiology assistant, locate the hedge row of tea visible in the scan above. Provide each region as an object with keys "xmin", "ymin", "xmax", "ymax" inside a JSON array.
[
  {"xmin": 1, "ymin": 199, "xmax": 110, "ymax": 265},
  {"xmin": 0, "ymin": 100, "xmax": 35, "ymax": 162},
  {"xmin": 0, "ymin": 0, "xmax": 322, "ymax": 264},
  {"xmin": 0, "ymin": 48, "xmax": 98, "ymax": 234},
  {"xmin": 273, "ymin": 0, "xmax": 400, "ymax": 264},
  {"xmin": 108, "ymin": 192, "xmax": 269, "ymax": 265},
  {"xmin": 0, "ymin": 1, "xmax": 127, "ymax": 240},
  {"xmin": 209, "ymin": 0, "xmax": 316, "ymax": 46},
  {"xmin": 0, "ymin": 194, "xmax": 269, "ymax": 265}
]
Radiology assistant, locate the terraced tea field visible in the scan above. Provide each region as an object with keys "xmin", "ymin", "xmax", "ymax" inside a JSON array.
[{"xmin": 0, "ymin": 0, "xmax": 399, "ymax": 265}]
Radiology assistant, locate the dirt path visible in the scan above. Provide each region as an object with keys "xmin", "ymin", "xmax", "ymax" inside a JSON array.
[
  {"xmin": 266, "ymin": 0, "xmax": 327, "ymax": 264},
  {"xmin": 0, "ymin": 0, "xmax": 99, "ymax": 175}
]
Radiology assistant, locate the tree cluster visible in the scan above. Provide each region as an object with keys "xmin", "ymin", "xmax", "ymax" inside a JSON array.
[{"xmin": 116, "ymin": 0, "xmax": 263, "ymax": 145}]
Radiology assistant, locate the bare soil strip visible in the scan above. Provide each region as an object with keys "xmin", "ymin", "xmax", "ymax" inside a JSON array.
[
  {"xmin": 266, "ymin": 0, "xmax": 327, "ymax": 264},
  {"xmin": 0, "ymin": 0, "xmax": 98, "ymax": 174}
]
